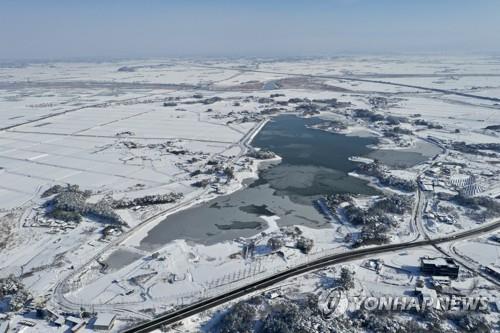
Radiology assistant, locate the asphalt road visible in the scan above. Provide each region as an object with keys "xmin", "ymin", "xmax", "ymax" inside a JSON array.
[
  {"xmin": 123, "ymin": 218, "xmax": 500, "ymax": 333},
  {"xmin": 197, "ymin": 64, "xmax": 500, "ymax": 103}
]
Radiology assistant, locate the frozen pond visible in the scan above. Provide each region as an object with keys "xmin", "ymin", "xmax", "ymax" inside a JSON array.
[
  {"xmin": 368, "ymin": 140, "xmax": 441, "ymax": 168},
  {"xmin": 139, "ymin": 115, "xmax": 377, "ymax": 250},
  {"xmin": 103, "ymin": 248, "xmax": 143, "ymax": 271},
  {"xmin": 140, "ymin": 114, "xmax": 435, "ymax": 250}
]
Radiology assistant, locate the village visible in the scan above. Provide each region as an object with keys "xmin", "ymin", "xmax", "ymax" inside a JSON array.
[{"xmin": 0, "ymin": 56, "xmax": 499, "ymax": 332}]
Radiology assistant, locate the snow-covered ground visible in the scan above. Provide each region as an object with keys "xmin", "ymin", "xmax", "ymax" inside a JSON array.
[{"xmin": 1, "ymin": 56, "xmax": 500, "ymax": 332}]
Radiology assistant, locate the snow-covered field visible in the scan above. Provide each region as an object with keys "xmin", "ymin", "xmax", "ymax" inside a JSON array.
[{"xmin": 1, "ymin": 56, "xmax": 500, "ymax": 332}]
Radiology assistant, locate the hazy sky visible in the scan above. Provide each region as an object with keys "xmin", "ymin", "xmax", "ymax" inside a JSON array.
[{"xmin": 2, "ymin": 0, "xmax": 500, "ymax": 60}]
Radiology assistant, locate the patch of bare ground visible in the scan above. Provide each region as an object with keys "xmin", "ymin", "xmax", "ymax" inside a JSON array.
[{"xmin": 0, "ymin": 212, "xmax": 17, "ymax": 250}]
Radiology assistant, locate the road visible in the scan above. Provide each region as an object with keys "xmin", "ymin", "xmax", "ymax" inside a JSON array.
[
  {"xmin": 192, "ymin": 64, "xmax": 500, "ymax": 103},
  {"xmin": 0, "ymin": 93, "xmax": 166, "ymax": 132},
  {"xmin": 412, "ymin": 135, "xmax": 447, "ymax": 239},
  {"xmin": 409, "ymin": 139, "xmax": 500, "ymax": 287},
  {"xmin": 50, "ymin": 119, "xmax": 268, "ymax": 313},
  {"xmin": 123, "ymin": 218, "xmax": 500, "ymax": 333}
]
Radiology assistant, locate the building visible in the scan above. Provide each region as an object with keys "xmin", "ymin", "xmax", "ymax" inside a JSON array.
[
  {"xmin": 485, "ymin": 265, "xmax": 500, "ymax": 280},
  {"xmin": 65, "ymin": 316, "xmax": 85, "ymax": 332},
  {"xmin": 430, "ymin": 275, "xmax": 451, "ymax": 288},
  {"xmin": 418, "ymin": 179, "xmax": 434, "ymax": 192},
  {"xmin": 0, "ymin": 321, "xmax": 9, "ymax": 333},
  {"xmin": 490, "ymin": 234, "xmax": 500, "ymax": 243},
  {"xmin": 93, "ymin": 313, "xmax": 116, "ymax": 331},
  {"xmin": 420, "ymin": 257, "xmax": 459, "ymax": 279},
  {"xmin": 53, "ymin": 316, "xmax": 65, "ymax": 327}
]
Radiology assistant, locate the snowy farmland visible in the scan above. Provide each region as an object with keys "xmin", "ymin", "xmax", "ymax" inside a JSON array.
[{"xmin": 1, "ymin": 56, "xmax": 500, "ymax": 332}]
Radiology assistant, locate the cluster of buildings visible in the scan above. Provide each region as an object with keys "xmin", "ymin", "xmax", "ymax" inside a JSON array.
[
  {"xmin": 31, "ymin": 209, "xmax": 79, "ymax": 233},
  {"xmin": 419, "ymin": 162, "xmax": 471, "ymax": 195},
  {"xmin": 49, "ymin": 311, "xmax": 116, "ymax": 332},
  {"xmin": 418, "ymin": 157, "xmax": 495, "ymax": 199},
  {"xmin": 413, "ymin": 257, "xmax": 461, "ymax": 309},
  {"xmin": 0, "ymin": 309, "xmax": 117, "ymax": 332},
  {"xmin": 423, "ymin": 205, "xmax": 456, "ymax": 225},
  {"xmin": 0, "ymin": 307, "xmax": 116, "ymax": 333}
]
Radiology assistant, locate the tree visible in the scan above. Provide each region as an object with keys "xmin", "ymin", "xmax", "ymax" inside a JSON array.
[
  {"xmin": 267, "ymin": 237, "xmax": 284, "ymax": 251},
  {"xmin": 296, "ymin": 237, "xmax": 313, "ymax": 254},
  {"xmin": 339, "ymin": 267, "xmax": 355, "ymax": 290},
  {"xmin": 224, "ymin": 166, "xmax": 235, "ymax": 180},
  {"xmin": 217, "ymin": 302, "xmax": 256, "ymax": 333}
]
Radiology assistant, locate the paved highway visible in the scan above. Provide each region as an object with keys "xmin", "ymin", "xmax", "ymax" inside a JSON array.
[
  {"xmin": 191, "ymin": 64, "xmax": 500, "ymax": 103},
  {"xmin": 123, "ymin": 218, "xmax": 500, "ymax": 333}
]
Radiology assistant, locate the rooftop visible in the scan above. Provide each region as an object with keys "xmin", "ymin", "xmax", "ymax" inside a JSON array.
[
  {"xmin": 485, "ymin": 265, "xmax": 500, "ymax": 275},
  {"xmin": 421, "ymin": 257, "xmax": 458, "ymax": 268},
  {"xmin": 94, "ymin": 313, "xmax": 116, "ymax": 327}
]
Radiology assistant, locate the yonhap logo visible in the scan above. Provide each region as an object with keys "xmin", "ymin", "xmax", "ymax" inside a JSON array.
[
  {"xmin": 318, "ymin": 288, "xmax": 349, "ymax": 318},
  {"xmin": 318, "ymin": 292, "xmax": 493, "ymax": 317}
]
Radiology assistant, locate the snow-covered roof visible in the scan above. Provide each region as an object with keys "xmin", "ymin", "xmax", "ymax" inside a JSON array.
[
  {"xmin": 0, "ymin": 321, "xmax": 9, "ymax": 333},
  {"xmin": 431, "ymin": 276, "xmax": 450, "ymax": 281},
  {"xmin": 66, "ymin": 316, "xmax": 83, "ymax": 325},
  {"xmin": 421, "ymin": 257, "xmax": 457, "ymax": 268},
  {"xmin": 94, "ymin": 313, "xmax": 116, "ymax": 327},
  {"xmin": 485, "ymin": 265, "xmax": 500, "ymax": 275}
]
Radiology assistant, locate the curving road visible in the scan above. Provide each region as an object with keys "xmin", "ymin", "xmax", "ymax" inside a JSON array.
[
  {"xmin": 123, "ymin": 218, "xmax": 500, "ymax": 333},
  {"xmin": 50, "ymin": 119, "xmax": 267, "ymax": 313}
]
